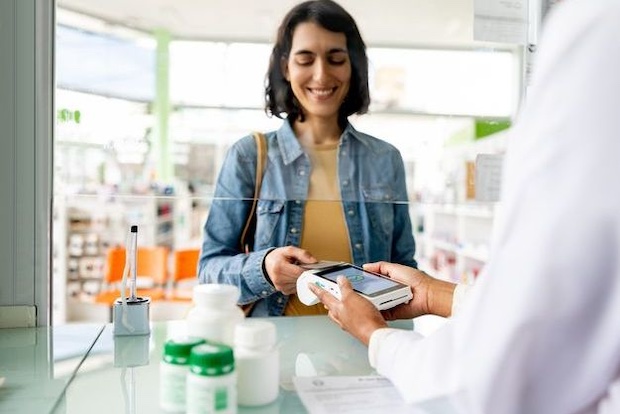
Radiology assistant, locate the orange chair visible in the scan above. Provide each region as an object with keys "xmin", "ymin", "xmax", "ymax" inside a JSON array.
[
  {"xmin": 95, "ymin": 246, "xmax": 169, "ymax": 306},
  {"xmin": 167, "ymin": 248, "xmax": 200, "ymax": 301}
]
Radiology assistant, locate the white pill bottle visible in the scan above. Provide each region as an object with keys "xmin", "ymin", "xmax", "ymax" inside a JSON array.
[
  {"xmin": 159, "ymin": 337, "xmax": 206, "ymax": 413},
  {"xmin": 187, "ymin": 284, "xmax": 245, "ymax": 346},
  {"xmin": 186, "ymin": 342, "xmax": 237, "ymax": 414},
  {"xmin": 234, "ymin": 320, "xmax": 279, "ymax": 406}
]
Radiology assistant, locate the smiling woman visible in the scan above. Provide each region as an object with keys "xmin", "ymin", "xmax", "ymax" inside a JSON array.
[
  {"xmin": 265, "ymin": 1, "xmax": 369, "ymax": 128},
  {"xmin": 198, "ymin": 0, "xmax": 417, "ymax": 318},
  {"xmin": 284, "ymin": 22, "xmax": 352, "ymax": 125}
]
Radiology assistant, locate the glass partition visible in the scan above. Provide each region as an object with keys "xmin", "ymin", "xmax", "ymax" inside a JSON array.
[{"xmin": 53, "ymin": 3, "xmax": 520, "ymax": 324}]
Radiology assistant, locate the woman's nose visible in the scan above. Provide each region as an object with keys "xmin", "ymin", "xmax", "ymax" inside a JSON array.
[{"xmin": 312, "ymin": 59, "xmax": 329, "ymax": 81}]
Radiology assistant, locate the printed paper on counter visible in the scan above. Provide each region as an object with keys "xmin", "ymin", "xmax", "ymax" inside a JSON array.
[{"xmin": 293, "ymin": 375, "xmax": 414, "ymax": 414}]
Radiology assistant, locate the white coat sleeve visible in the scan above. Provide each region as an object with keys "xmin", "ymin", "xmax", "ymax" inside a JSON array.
[{"xmin": 370, "ymin": 2, "xmax": 620, "ymax": 413}]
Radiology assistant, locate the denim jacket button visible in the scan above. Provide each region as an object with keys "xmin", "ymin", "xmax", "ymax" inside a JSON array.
[
  {"xmin": 277, "ymin": 298, "xmax": 283, "ymax": 304},
  {"xmin": 295, "ymin": 200, "xmax": 301, "ymax": 205},
  {"xmin": 290, "ymin": 227, "xmax": 298, "ymax": 234},
  {"xmin": 298, "ymin": 170, "xmax": 306, "ymax": 176},
  {"xmin": 355, "ymin": 243, "xmax": 362, "ymax": 250},
  {"xmin": 261, "ymin": 290, "xmax": 268, "ymax": 296},
  {"xmin": 342, "ymin": 180, "xmax": 349, "ymax": 186},
  {"xmin": 347, "ymin": 210, "xmax": 354, "ymax": 216}
]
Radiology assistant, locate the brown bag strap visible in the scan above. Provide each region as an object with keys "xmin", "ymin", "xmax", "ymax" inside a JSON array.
[{"xmin": 240, "ymin": 132, "xmax": 267, "ymax": 253}]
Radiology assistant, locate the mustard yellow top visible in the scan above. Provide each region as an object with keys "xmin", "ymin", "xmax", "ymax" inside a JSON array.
[{"xmin": 285, "ymin": 143, "xmax": 353, "ymax": 316}]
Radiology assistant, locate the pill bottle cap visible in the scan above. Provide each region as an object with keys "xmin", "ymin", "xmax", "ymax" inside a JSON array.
[
  {"xmin": 162, "ymin": 337, "xmax": 206, "ymax": 365},
  {"xmin": 235, "ymin": 320, "xmax": 276, "ymax": 350},
  {"xmin": 189, "ymin": 343, "xmax": 235, "ymax": 376},
  {"xmin": 193, "ymin": 284, "xmax": 240, "ymax": 307}
]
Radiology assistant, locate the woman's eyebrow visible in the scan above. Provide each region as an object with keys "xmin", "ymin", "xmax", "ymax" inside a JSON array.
[
  {"xmin": 292, "ymin": 47, "xmax": 348, "ymax": 56},
  {"xmin": 327, "ymin": 48, "xmax": 348, "ymax": 54},
  {"xmin": 293, "ymin": 49, "xmax": 315, "ymax": 56}
]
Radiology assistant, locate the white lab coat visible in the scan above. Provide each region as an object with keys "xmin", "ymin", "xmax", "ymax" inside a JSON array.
[{"xmin": 369, "ymin": 1, "xmax": 620, "ymax": 413}]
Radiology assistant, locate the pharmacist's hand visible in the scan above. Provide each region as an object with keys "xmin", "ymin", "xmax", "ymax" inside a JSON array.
[
  {"xmin": 309, "ymin": 276, "xmax": 387, "ymax": 346},
  {"xmin": 264, "ymin": 247, "xmax": 317, "ymax": 295},
  {"xmin": 364, "ymin": 262, "xmax": 456, "ymax": 319}
]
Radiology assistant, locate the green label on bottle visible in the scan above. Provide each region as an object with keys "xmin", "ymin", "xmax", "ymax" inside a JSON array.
[{"xmin": 214, "ymin": 387, "xmax": 228, "ymax": 410}]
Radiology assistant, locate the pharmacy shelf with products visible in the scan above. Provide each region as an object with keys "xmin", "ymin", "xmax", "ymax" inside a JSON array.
[
  {"xmin": 413, "ymin": 202, "xmax": 497, "ymax": 285},
  {"xmin": 53, "ymin": 196, "xmax": 112, "ymax": 323},
  {"xmin": 52, "ymin": 193, "xmax": 187, "ymax": 311},
  {"xmin": 411, "ymin": 124, "xmax": 508, "ymax": 285},
  {"xmin": 54, "ymin": 196, "xmax": 118, "ymax": 303}
]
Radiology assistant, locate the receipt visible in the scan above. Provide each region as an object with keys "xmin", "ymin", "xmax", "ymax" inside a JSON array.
[{"xmin": 293, "ymin": 376, "xmax": 414, "ymax": 414}]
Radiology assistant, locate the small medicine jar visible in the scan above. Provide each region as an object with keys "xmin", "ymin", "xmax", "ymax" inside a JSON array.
[
  {"xmin": 187, "ymin": 284, "xmax": 245, "ymax": 346},
  {"xmin": 159, "ymin": 337, "xmax": 206, "ymax": 413},
  {"xmin": 235, "ymin": 320, "xmax": 279, "ymax": 406},
  {"xmin": 186, "ymin": 343, "xmax": 237, "ymax": 414}
]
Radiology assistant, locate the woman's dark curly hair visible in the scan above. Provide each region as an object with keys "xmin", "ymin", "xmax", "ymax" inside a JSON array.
[{"xmin": 265, "ymin": 0, "xmax": 370, "ymax": 126}]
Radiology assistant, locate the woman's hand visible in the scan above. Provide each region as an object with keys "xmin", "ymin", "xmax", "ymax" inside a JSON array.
[
  {"xmin": 264, "ymin": 246, "xmax": 316, "ymax": 294},
  {"xmin": 309, "ymin": 276, "xmax": 387, "ymax": 346}
]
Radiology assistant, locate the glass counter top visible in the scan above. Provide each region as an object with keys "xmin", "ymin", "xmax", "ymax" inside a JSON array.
[
  {"xmin": 1, "ymin": 316, "xmax": 418, "ymax": 413},
  {"xmin": 59, "ymin": 316, "xmax": 414, "ymax": 413},
  {"xmin": 0, "ymin": 323, "xmax": 105, "ymax": 413}
]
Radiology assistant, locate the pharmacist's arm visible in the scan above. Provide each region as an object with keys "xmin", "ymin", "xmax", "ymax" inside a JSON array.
[
  {"xmin": 364, "ymin": 262, "xmax": 460, "ymax": 322},
  {"xmin": 308, "ymin": 264, "xmax": 467, "ymax": 345}
]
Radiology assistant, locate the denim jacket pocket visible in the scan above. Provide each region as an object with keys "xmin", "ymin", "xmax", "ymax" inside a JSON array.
[
  {"xmin": 255, "ymin": 200, "xmax": 285, "ymax": 247},
  {"xmin": 362, "ymin": 185, "xmax": 395, "ymax": 235},
  {"xmin": 363, "ymin": 185, "xmax": 395, "ymax": 202}
]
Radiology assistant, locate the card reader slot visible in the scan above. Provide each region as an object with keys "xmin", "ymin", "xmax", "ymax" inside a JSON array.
[{"xmin": 378, "ymin": 294, "xmax": 410, "ymax": 307}]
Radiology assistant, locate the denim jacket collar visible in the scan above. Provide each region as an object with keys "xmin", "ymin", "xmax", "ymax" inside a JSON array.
[
  {"xmin": 275, "ymin": 120, "xmax": 304, "ymax": 165},
  {"xmin": 275, "ymin": 119, "xmax": 372, "ymax": 165}
]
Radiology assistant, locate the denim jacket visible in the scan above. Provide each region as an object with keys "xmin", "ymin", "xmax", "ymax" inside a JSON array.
[{"xmin": 198, "ymin": 120, "xmax": 417, "ymax": 316}]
